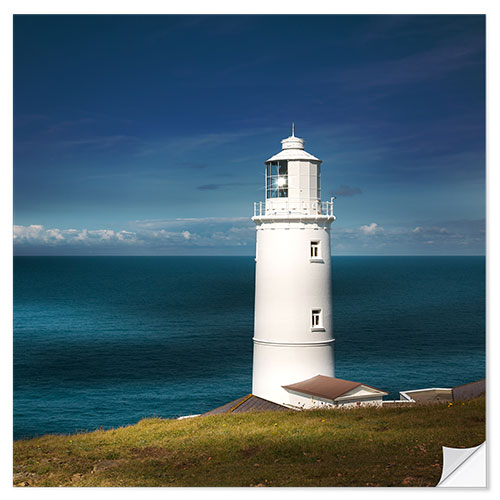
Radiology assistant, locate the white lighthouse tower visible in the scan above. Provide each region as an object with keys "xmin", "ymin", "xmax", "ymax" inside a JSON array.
[
  {"xmin": 204, "ymin": 128, "xmax": 388, "ymax": 416},
  {"xmin": 251, "ymin": 126, "xmax": 336, "ymax": 406}
]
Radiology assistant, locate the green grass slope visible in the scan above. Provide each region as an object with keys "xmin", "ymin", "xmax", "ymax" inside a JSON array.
[{"xmin": 14, "ymin": 396, "xmax": 485, "ymax": 487}]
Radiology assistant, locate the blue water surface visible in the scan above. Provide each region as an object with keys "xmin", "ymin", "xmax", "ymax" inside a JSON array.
[{"xmin": 14, "ymin": 256, "xmax": 485, "ymax": 439}]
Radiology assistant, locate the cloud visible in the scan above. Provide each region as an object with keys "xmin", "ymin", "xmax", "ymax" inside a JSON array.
[
  {"xmin": 13, "ymin": 225, "xmax": 139, "ymax": 246},
  {"xmin": 197, "ymin": 184, "xmax": 220, "ymax": 191},
  {"xmin": 13, "ymin": 218, "xmax": 485, "ymax": 256},
  {"xmin": 13, "ymin": 218, "xmax": 256, "ymax": 255},
  {"xmin": 332, "ymin": 185, "xmax": 362, "ymax": 197},
  {"xmin": 331, "ymin": 219, "xmax": 484, "ymax": 255},
  {"xmin": 412, "ymin": 226, "xmax": 449, "ymax": 235},
  {"xmin": 132, "ymin": 217, "xmax": 249, "ymax": 230},
  {"xmin": 360, "ymin": 222, "xmax": 383, "ymax": 235},
  {"xmin": 13, "ymin": 224, "xmax": 44, "ymax": 240}
]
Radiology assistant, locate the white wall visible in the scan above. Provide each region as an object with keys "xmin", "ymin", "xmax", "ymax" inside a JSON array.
[
  {"xmin": 287, "ymin": 160, "xmax": 321, "ymax": 202},
  {"xmin": 285, "ymin": 389, "xmax": 384, "ymax": 410},
  {"xmin": 252, "ymin": 219, "xmax": 334, "ymax": 404}
]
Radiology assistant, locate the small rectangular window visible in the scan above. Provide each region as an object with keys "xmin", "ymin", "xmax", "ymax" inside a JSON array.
[
  {"xmin": 312, "ymin": 309, "xmax": 322, "ymax": 328},
  {"xmin": 310, "ymin": 241, "xmax": 320, "ymax": 258}
]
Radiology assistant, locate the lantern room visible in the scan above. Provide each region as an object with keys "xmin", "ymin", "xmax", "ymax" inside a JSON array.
[{"xmin": 263, "ymin": 126, "xmax": 323, "ymax": 216}]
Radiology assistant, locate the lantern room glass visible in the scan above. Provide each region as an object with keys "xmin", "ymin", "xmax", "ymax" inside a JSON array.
[{"xmin": 266, "ymin": 161, "xmax": 288, "ymax": 198}]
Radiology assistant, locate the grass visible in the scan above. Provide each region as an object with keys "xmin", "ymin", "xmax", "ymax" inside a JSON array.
[{"xmin": 13, "ymin": 396, "xmax": 485, "ymax": 487}]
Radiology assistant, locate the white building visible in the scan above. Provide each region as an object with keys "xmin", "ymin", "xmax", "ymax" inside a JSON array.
[
  {"xmin": 250, "ymin": 128, "xmax": 388, "ymax": 410},
  {"xmin": 251, "ymin": 127, "xmax": 336, "ymax": 407},
  {"xmin": 201, "ymin": 128, "xmax": 388, "ymax": 416},
  {"xmin": 283, "ymin": 375, "xmax": 388, "ymax": 409}
]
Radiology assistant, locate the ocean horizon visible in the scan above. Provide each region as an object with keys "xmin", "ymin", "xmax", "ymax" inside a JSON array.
[{"xmin": 14, "ymin": 255, "xmax": 485, "ymax": 440}]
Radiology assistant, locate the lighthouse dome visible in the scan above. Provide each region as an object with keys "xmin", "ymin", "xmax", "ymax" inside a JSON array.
[
  {"xmin": 266, "ymin": 126, "xmax": 320, "ymax": 163},
  {"xmin": 281, "ymin": 135, "xmax": 305, "ymax": 150}
]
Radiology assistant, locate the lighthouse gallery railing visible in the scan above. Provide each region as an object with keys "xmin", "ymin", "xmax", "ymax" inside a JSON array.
[{"xmin": 253, "ymin": 198, "xmax": 335, "ymax": 217}]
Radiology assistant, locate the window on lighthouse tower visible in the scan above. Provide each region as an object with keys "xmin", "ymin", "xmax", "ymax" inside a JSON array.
[
  {"xmin": 266, "ymin": 161, "xmax": 288, "ymax": 198},
  {"xmin": 312, "ymin": 309, "xmax": 322, "ymax": 328},
  {"xmin": 311, "ymin": 241, "xmax": 320, "ymax": 258}
]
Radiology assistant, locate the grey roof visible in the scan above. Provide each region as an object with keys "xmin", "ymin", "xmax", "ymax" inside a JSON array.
[
  {"xmin": 202, "ymin": 394, "xmax": 289, "ymax": 416},
  {"xmin": 452, "ymin": 379, "xmax": 485, "ymax": 401},
  {"xmin": 283, "ymin": 375, "xmax": 388, "ymax": 401}
]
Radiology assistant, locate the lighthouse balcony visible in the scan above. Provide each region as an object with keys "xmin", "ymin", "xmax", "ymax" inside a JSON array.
[{"xmin": 253, "ymin": 198, "xmax": 335, "ymax": 221}]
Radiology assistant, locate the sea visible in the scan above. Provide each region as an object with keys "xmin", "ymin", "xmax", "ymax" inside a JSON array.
[{"xmin": 13, "ymin": 256, "xmax": 485, "ymax": 440}]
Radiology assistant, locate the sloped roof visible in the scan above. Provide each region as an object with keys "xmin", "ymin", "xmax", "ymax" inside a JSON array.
[
  {"xmin": 202, "ymin": 394, "xmax": 289, "ymax": 416},
  {"xmin": 266, "ymin": 133, "xmax": 320, "ymax": 162},
  {"xmin": 282, "ymin": 375, "xmax": 387, "ymax": 401},
  {"xmin": 452, "ymin": 379, "xmax": 485, "ymax": 401},
  {"xmin": 266, "ymin": 148, "xmax": 320, "ymax": 162}
]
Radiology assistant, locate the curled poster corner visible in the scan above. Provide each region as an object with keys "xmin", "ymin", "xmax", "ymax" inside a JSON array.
[{"xmin": 437, "ymin": 442, "xmax": 486, "ymax": 487}]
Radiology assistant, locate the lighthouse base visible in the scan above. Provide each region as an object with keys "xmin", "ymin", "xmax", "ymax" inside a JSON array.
[{"xmin": 251, "ymin": 339, "xmax": 334, "ymax": 407}]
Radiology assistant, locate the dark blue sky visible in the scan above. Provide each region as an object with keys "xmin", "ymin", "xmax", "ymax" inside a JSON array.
[{"xmin": 14, "ymin": 15, "xmax": 485, "ymax": 255}]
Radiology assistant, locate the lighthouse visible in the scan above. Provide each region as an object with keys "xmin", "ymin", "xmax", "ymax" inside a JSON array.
[
  {"xmin": 203, "ymin": 128, "xmax": 389, "ymax": 416},
  {"xmin": 251, "ymin": 127, "xmax": 336, "ymax": 406}
]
